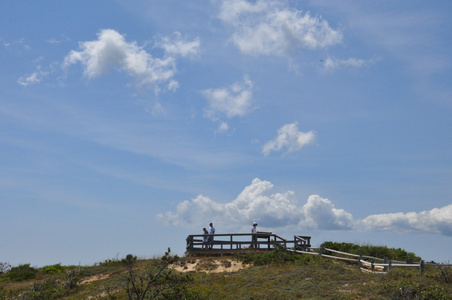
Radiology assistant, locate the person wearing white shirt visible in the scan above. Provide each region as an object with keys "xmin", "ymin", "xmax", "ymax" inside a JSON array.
[{"xmin": 208, "ymin": 222, "xmax": 215, "ymax": 249}]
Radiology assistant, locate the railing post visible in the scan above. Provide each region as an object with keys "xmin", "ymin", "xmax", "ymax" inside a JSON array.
[
  {"xmin": 420, "ymin": 260, "xmax": 425, "ymax": 275},
  {"xmin": 388, "ymin": 259, "xmax": 392, "ymax": 271},
  {"xmin": 186, "ymin": 235, "xmax": 193, "ymax": 251},
  {"xmin": 358, "ymin": 253, "xmax": 362, "ymax": 268},
  {"xmin": 320, "ymin": 245, "xmax": 325, "ymax": 257},
  {"xmin": 384, "ymin": 257, "xmax": 388, "ymax": 272},
  {"xmin": 371, "ymin": 259, "xmax": 375, "ymax": 272}
]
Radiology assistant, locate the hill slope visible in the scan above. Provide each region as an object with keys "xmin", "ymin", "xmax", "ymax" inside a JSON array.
[{"xmin": 1, "ymin": 251, "xmax": 451, "ymax": 299}]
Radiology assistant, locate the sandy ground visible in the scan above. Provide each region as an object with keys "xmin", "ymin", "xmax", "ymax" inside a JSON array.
[
  {"xmin": 169, "ymin": 257, "xmax": 250, "ymax": 273},
  {"xmin": 81, "ymin": 273, "xmax": 110, "ymax": 285}
]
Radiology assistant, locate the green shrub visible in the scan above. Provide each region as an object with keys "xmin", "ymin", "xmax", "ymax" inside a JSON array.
[
  {"xmin": 7, "ymin": 264, "xmax": 37, "ymax": 281},
  {"xmin": 382, "ymin": 280, "xmax": 449, "ymax": 300},
  {"xmin": 22, "ymin": 278, "xmax": 65, "ymax": 299},
  {"xmin": 321, "ymin": 241, "xmax": 421, "ymax": 261},
  {"xmin": 242, "ymin": 245, "xmax": 322, "ymax": 266},
  {"xmin": 42, "ymin": 263, "xmax": 65, "ymax": 274},
  {"xmin": 99, "ymin": 255, "xmax": 123, "ymax": 267}
]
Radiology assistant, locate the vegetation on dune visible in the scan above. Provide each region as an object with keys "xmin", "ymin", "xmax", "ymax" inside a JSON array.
[
  {"xmin": 321, "ymin": 241, "xmax": 422, "ymax": 261},
  {"xmin": 120, "ymin": 249, "xmax": 194, "ymax": 299},
  {"xmin": 1, "ymin": 243, "xmax": 451, "ymax": 299}
]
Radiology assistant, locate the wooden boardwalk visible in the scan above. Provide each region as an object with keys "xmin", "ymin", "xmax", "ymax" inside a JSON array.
[{"xmin": 186, "ymin": 232, "xmax": 311, "ymax": 255}]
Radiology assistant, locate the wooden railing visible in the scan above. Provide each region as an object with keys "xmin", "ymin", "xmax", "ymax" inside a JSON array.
[
  {"xmin": 186, "ymin": 232, "xmax": 311, "ymax": 254},
  {"xmin": 287, "ymin": 246, "xmax": 426, "ymax": 274}
]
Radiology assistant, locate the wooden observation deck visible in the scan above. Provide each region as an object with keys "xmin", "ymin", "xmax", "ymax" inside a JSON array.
[{"xmin": 186, "ymin": 232, "xmax": 311, "ymax": 255}]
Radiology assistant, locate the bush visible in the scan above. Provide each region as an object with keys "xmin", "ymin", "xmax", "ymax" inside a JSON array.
[
  {"xmin": 42, "ymin": 263, "xmax": 65, "ymax": 274},
  {"xmin": 321, "ymin": 241, "xmax": 421, "ymax": 261},
  {"xmin": 22, "ymin": 278, "xmax": 65, "ymax": 299},
  {"xmin": 121, "ymin": 249, "xmax": 194, "ymax": 299},
  {"xmin": 383, "ymin": 280, "xmax": 449, "ymax": 299},
  {"xmin": 242, "ymin": 244, "xmax": 322, "ymax": 266},
  {"xmin": 99, "ymin": 254, "xmax": 123, "ymax": 267},
  {"xmin": 7, "ymin": 264, "xmax": 37, "ymax": 281},
  {"xmin": 64, "ymin": 267, "xmax": 84, "ymax": 289},
  {"xmin": 0, "ymin": 262, "xmax": 10, "ymax": 274},
  {"xmin": 100, "ymin": 258, "xmax": 123, "ymax": 267}
]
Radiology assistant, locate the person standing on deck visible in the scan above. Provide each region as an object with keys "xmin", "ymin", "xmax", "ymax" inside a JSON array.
[
  {"xmin": 202, "ymin": 228, "xmax": 209, "ymax": 249},
  {"xmin": 208, "ymin": 222, "xmax": 215, "ymax": 249},
  {"xmin": 251, "ymin": 222, "xmax": 258, "ymax": 248}
]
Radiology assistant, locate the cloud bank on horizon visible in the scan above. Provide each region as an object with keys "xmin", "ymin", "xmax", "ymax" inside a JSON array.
[{"xmin": 160, "ymin": 178, "xmax": 452, "ymax": 237}]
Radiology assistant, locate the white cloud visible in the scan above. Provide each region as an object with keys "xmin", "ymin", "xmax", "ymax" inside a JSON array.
[
  {"xmin": 63, "ymin": 29, "xmax": 200, "ymax": 93},
  {"xmin": 156, "ymin": 32, "xmax": 201, "ymax": 58},
  {"xmin": 217, "ymin": 122, "xmax": 229, "ymax": 133},
  {"xmin": 17, "ymin": 67, "xmax": 48, "ymax": 86},
  {"xmin": 202, "ymin": 76, "xmax": 254, "ymax": 119},
  {"xmin": 360, "ymin": 205, "xmax": 452, "ymax": 236},
  {"xmin": 159, "ymin": 178, "xmax": 353, "ymax": 231},
  {"xmin": 301, "ymin": 195, "xmax": 354, "ymax": 230},
  {"xmin": 167, "ymin": 79, "xmax": 179, "ymax": 92},
  {"xmin": 159, "ymin": 178, "xmax": 452, "ymax": 237},
  {"xmin": 322, "ymin": 57, "xmax": 376, "ymax": 71},
  {"xmin": 219, "ymin": 0, "xmax": 342, "ymax": 56},
  {"xmin": 262, "ymin": 122, "xmax": 315, "ymax": 156}
]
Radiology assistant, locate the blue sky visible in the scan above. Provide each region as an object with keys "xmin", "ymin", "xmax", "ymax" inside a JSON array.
[{"xmin": 1, "ymin": 0, "xmax": 451, "ymax": 267}]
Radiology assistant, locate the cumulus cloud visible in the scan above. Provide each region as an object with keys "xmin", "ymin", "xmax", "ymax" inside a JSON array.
[
  {"xmin": 219, "ymin": 0, "xmax": 342, "ymax": 56},
  {"xmin": 301, "ymin": 195, "xmax": 354, "ymax": 230},
  {"xmin": 63, "ymin": 29, "xmax": 200, "ymax": 93},
  {"xmin": 201, "ymin": 76, "xmax": 254, "ymax": 119},
  {"xmin": 159, "ymin": 178, "xmax": 452, "ymax": 237},
  {"xmin": 360, "ymin": 205, "xmax": 452, "ymax": 236},
  {"xmin": 159, "ymin": 178, "xmax": 353, "ymax": 231},
  {"xmin": 262, "ymin": 122, "xmax": 315, "ymax": 156}
]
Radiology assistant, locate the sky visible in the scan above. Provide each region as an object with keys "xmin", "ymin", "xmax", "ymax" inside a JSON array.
[{"xmin": 1, "ymin": 0, "xmax": 451, "ymax": 267}]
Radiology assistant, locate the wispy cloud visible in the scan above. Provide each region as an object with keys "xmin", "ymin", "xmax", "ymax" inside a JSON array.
[
  {"xmin": 160, "ymin": 178, "xmax": 452, "ymax": 236},
  {"xmin": 310, "ymin": 1, "xmax": 452, "ymax": 105},
  {"xmin": 17, "ymin": 67, "xmax": 48, "ymax": 86},
  {"xmin": 1, "ymin": 37, "xmax": 30, "ymax": 51},
  {"xmin": 155, "ymin": 32, "xmax": 201, "ymax": 58},
  {"xmin": 322, "ymin": 57, "xmax": 376, "ymax": 72},
  {"xmin": 262, "ymin": 122, "xmax": 315, "ymax": 156},
  {"xmin": 219, "ymin": 0, "xmax": 342, "ymax": 56},
  {"xmin": 63, "ymin": 29, "xmax": 200, "ymax": 93}
]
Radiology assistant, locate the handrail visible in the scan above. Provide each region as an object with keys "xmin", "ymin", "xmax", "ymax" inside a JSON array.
[{"xmin": 186, "ymin": 232, "xmax": 311, "ymax": 253}]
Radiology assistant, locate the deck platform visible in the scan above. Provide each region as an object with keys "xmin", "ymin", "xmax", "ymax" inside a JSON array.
[{"xmin": 186, "ymin": 233, "xmax": 311, "ymax": 255}]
